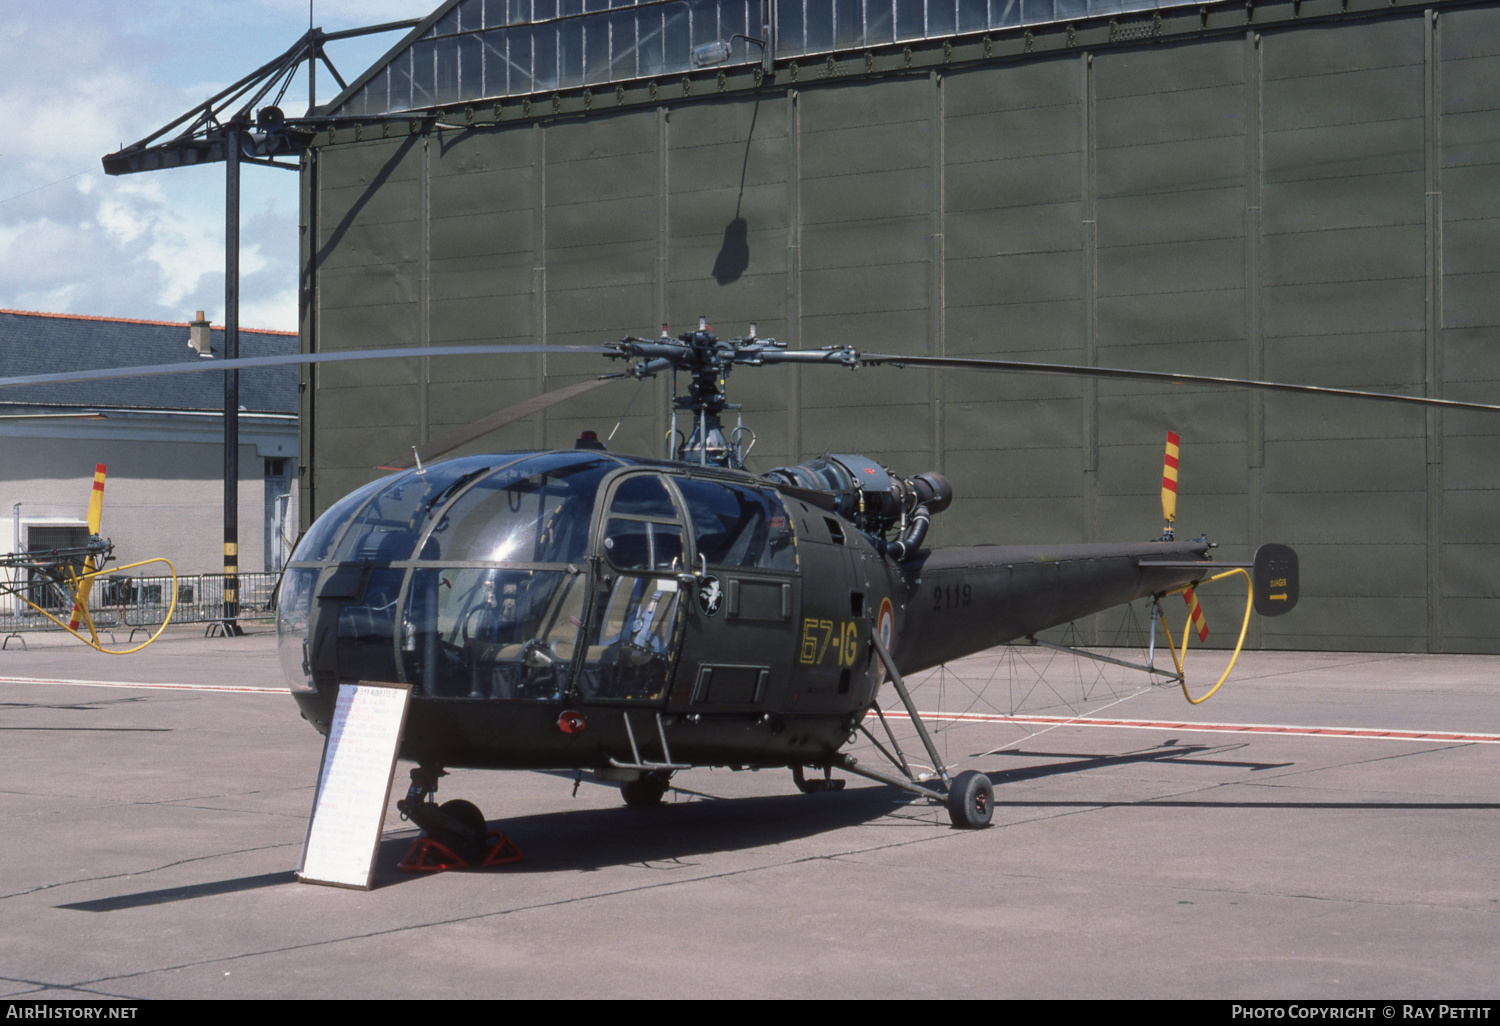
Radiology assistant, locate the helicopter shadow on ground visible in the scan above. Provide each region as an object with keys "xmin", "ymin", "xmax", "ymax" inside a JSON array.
[
  {"xmin": 365, "ymin": 741, "xmax": 1287, "ymax": 887},
  {"xmin": 969, "ymin": 741, "xmax": 1500, "ymax": 811},
  {"xmin": 50, "ymin": 783, "xmax": 920, "ymax": 909},
  {"xmin": 53, "ymin": 743, "xmax": 1322, "ymax": 907},
  {"xmin": 367, "ymin": 779, "xmax": 920, "ymax": 888},
  {"xmin": 974, "ymin": 741, "xmax": 1294, "ymax": 784}
]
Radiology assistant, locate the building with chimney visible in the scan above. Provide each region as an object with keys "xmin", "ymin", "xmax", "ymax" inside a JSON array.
[{"xmin": 0, "ymin": 309, "xmax": 299, "ymax": 600}]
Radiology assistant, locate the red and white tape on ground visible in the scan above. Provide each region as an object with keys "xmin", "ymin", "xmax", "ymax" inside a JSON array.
[
  {"xmin": 879, "ymin": 709, "xmax": 1500, "ymax": 744},
  {"xmin": 0, "ymin": 675, "xmax": 282, "ymax": 695}
]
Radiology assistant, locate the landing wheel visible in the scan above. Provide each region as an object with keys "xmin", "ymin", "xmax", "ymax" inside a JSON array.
[
  {"xmin": 621, "ymin": 770, "xmax": 672, "ymax": 807},
  {"xmin": 437, "ymin": 799, "xmax": 487, "ymax": 848},
  {"xmin": 945, "ymin": 771, "xmax": 993, "ymax": 829}
]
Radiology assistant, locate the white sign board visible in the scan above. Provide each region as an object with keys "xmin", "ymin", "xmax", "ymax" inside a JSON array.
[{"xmin": 298, "ymin": 681, "xmax": 411, "ymax": 890}]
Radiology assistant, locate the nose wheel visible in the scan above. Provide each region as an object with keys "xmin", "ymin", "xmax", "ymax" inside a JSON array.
[{"xmin": 395, "ymin": 765, "xmax": 524, "ymax": 871}]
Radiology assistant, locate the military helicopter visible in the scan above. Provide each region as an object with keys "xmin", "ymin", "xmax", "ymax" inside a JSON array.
[
  {"xmin": 259, "ymin": 316, "xmax": 1500, "ymax": 864},
  {"xmin": 5, "ymin": 324, "xmax": 1495, "ymax": 863}
]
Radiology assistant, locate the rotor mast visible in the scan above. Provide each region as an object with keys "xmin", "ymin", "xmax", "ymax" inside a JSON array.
[{"xmin": 607, "ymin": 318, "xmax": 861, "ymax": 468}]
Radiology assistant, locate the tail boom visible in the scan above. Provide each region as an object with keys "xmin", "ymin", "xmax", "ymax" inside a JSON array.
[{"xmin": 891, "ymin": 539, "xmax": 1214, "ymax": 675}]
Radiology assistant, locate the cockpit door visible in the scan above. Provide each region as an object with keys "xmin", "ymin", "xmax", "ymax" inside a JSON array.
[
  {"xmin": 577, "ymin": 473, "xmax": 688, "ymax": 705},
  {"xmin": 665, "ymin": 476, "xmax": 800, "ymax": 714}
]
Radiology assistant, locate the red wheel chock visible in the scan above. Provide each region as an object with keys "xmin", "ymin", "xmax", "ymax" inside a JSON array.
[
  {"xmin": 398, "ymin": 831, "xmax": 525, "ymax": 873},
  {"xmin": 479, "ymin": 831, "xmax": 524, "ymax": 867}
]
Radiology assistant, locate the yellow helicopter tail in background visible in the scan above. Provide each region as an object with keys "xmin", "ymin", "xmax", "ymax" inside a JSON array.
[
  {"xmin": 4, "ymin": 463, "xmax": 181, "ymax": 655},
  {"xmin": 66, "ymin": 463, "xmax": 108, "ymax": 643}
]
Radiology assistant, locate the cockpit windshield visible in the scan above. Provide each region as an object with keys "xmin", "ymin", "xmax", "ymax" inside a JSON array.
[
  {"xmin": 329, "ymin": 455, "xmax": 509, "ymax": 564},
  {"xmin": 419, "ymin": 452, "xmax": 612, "ymax": 564},
  {"xmin": 278, "ymin": 452, "xmax": 803, "ymax": 708},
  {"xmin": 279, "ymin": 451, "xmax": 621, "ymax": 701}
]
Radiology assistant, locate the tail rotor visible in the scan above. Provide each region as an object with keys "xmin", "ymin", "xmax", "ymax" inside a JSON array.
[
  {"xmin": 1159, "ymin": 431, "xmax": 1209, "ymax": 642},
  {"xmin": 1161, "ymin": 430, "xmax": 1180, "ymax": 542}
]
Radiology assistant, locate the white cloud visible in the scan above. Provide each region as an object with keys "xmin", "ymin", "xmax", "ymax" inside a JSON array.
[
  {"xmin": 240, "ymin": 287, "xmax": 300, "ymax": 332},
  {"xmin": 0, "ymin": 1, "xmax": 385, "ymax": 329}
]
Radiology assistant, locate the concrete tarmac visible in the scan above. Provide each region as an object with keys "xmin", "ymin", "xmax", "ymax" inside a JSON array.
[{"xmin": 1, "ymin": 626, "xmax": 1496, "ymax": 999}]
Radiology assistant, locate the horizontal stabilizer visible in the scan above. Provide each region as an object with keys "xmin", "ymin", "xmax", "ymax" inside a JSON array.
[{"xmin": 1253, "ymin": 544, "xmax": 1298, "ymax": 617}]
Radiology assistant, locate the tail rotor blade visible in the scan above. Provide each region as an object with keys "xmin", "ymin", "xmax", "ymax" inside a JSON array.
[
  {"xmin": 68, "ymin": 463, "xmax": 107, "ymax": 636},
  {"xmin": 1161, "ymin": 431, "xmax": 1180, "ymax": 538}
]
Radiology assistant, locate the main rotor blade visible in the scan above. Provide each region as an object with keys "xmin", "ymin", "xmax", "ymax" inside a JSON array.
[
  {"xmin": 0, "ymin": 344, "xmax": 611, "ymax": 391},
  {"xmin": 379, "ymin": 375, "xmax": 627, "ymax": 470},
  {"xmin": 856, "ymin": 354, "xmax": 1500, "ymax": 414}
]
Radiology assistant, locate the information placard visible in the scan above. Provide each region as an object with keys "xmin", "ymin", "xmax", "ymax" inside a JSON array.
[{"xmin": 298, "ymin": 681, "xmax": 411, "ymax": 890}]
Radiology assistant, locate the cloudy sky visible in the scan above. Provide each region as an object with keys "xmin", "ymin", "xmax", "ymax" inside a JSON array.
[{"xmin": 0, "ymin": 1, "xmax": 438, "ymax": 332}]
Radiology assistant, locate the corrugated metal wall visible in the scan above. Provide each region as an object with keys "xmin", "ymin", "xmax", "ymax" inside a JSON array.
[{"xmin": 305, "ymin": 3, "xmax": 1500, "ymax": 652}]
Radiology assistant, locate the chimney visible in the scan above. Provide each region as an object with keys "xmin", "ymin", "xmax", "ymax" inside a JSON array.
[{"xmin": 188, "ymin": 310, "xmax": 212, "ymax": 356}]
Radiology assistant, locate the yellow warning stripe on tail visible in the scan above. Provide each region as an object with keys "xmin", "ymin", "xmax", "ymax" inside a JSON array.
[
  {"xmin": 1161, "ymin": 430, "xmax": 1180, "ymax": 527},
  {"xmin": 1183, "ymin": 585, "xmax": 1209, "ymax": 643},
  {"xmin": 68, "ymin": 463, "xmax": 106, "ymax": 634}
]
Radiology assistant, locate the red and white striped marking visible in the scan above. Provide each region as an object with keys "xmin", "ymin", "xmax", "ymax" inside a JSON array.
[
  {"xmin": 0, "ymin": 675, "xmax": 283, "ymax": 695},
  {"xmin": 68, "ymin": 463, "xmax": 109, "ymax": 632},
  {"xmin": 1161, "ymin": 430, "xmax": 1180, "ymax": 524},
  {"xmin": 1183, "ymin": 586, "xmax": 1209, "ymax": 642},
  {"xmin": 876, "ymin": 708, "xmax": 1500, "ymax": 744}
]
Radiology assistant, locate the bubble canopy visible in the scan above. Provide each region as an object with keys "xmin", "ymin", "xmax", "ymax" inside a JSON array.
[
  {"xmin": 276, "ymin": 449, "xmax": 797, "ymax": 706},
  {"xmin": 279, "ymin": 451, "xmax": 621, "ymax": 696}
]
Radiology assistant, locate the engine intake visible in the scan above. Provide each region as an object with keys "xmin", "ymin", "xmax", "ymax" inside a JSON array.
[{"xmin": 764, "ymin": 455, "xmax": 952, "ymax": 553}]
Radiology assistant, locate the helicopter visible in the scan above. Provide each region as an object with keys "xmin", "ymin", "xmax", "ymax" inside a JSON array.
[
  {"xmin": 265, "ymin": 314, "xmax": 1482, "ymax": 866},
  {"xmin": 5, "ymin": 322, "xmax": 1495, "ymax": 864}
]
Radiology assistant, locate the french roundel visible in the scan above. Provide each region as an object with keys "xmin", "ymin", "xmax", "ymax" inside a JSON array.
[{"xmin": 877, "ymin": 597, "xmax": 894, "ymax": 650}]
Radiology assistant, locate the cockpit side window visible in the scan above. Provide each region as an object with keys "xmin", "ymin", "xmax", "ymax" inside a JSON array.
[
  {"xmin": 674, "ymin": 477, "xmax": 798, "ymax": 571},
  {"xmin": 401, "ymin": 567, "xmax": 584, "ymax": 699},
  {"xmin": 609, "ymin": 475, "xmax": 677, "ymax": 517},
  {"xmin": 602, "ymin": 473, "xmax": 685, "ymax": 572},
  {"xmin": 579, "ymin": 575, "xmax": 679, "ymax": 701},
  {"xmin": 583, "ymin": 472, "xmax": 687, "ymax": 700}
]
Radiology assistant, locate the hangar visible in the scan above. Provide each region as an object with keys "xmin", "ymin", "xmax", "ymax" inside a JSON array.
[{"xmin": 293, "ymin": 0, "xmax": 1500, "ymax": 652}]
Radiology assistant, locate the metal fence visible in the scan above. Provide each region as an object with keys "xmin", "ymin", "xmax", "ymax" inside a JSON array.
[{"xmin": 0, "ymin": 571, "xmax": 280, "ymax": 641}]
